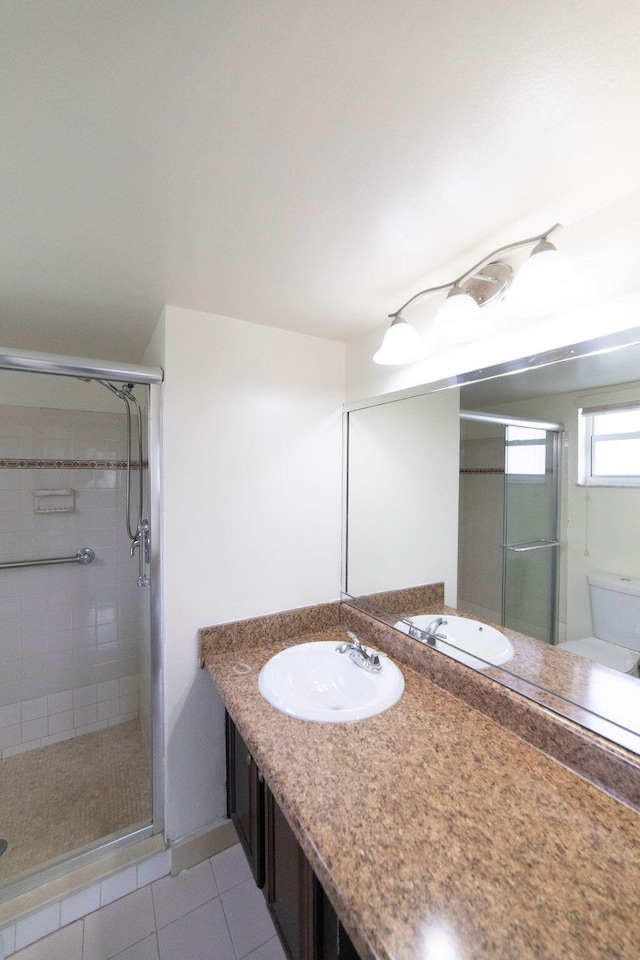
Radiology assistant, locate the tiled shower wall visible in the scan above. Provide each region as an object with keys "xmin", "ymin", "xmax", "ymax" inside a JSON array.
[{"xmin": 0, "ymin": 403, "xmax": 149, "ymax": 759}]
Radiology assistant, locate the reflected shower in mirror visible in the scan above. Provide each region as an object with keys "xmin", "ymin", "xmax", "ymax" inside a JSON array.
[{"xmin": 344, "ymin": 329, "xmax": 640, "ymax": 753}]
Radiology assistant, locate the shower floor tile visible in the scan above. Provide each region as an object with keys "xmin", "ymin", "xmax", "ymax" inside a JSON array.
[{"xmin": 0, "ymin": 720, "xmax": 152, "ymax": 887}]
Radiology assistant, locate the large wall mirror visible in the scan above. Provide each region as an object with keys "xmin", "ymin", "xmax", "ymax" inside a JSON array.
[{"xmin": 344, "ymin": 327, "xmax": 640, "ymax": 755}]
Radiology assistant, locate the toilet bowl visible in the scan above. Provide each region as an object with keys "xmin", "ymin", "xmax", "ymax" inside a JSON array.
[{"xmin": 558, "ymin": 571, "xmax": 640, "ymax": 676}]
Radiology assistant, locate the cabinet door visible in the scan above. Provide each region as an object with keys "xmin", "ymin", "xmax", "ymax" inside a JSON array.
[
  {"xmin": 316, "ymin": 884, "xmax": 360, "ymax": 960},
  {"xmin": 225, "ymin": 712, "xmax": 265, "ymax": 888},
  {"xmin": 265, "ymin": 787, "xmax": 360, "ymax": 960},
  {"xmin": 265, "ymin": 787, "xmax": 315, "ymax": 960}
]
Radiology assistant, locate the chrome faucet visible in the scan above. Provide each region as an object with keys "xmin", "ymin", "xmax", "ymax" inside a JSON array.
[
  {"xmin": 336, "ymin": 631, "xmax": 385, "ymax": 673},
  {"xmin": 424, "ymin": 617, "xmax": 448, "ymax": 641}
]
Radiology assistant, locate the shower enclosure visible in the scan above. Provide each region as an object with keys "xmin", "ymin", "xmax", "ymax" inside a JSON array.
[
  {"xmin": 0, "ymin": 348, "xmax": 162, "ymax": 897},
  {"xmin": 457, "ymin": 411, "xmax": 561, "ymax": 644}
]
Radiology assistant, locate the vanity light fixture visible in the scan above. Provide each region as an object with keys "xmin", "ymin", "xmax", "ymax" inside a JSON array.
[{"xmin": 373, "ymin": 223, "xmax": 572, "ymax": 364}]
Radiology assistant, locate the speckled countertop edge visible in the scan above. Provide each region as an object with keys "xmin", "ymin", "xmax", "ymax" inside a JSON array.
[{"xmin": 200, "ymin": 604, "xmax": 640, "ymax": 960}]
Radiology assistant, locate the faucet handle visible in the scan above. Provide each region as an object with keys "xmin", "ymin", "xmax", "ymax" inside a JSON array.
[{"xmin": 346, "ymin": 630, "xmax": 362, "ymax": 648}]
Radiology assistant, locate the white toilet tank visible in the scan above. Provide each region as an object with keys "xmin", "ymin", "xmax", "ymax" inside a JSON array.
[{"xmin": 588, "ymin": 571, "xmax": 640, "ymax": 650}]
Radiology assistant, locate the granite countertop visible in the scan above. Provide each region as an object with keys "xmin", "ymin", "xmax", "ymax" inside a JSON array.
[
  {"xmin": 356, "ymin": 585, "xmax": 640, "ymax": 754},
  {"xmin": 201, "ymin": 604, "xmax": 640, "ymax": 960}
]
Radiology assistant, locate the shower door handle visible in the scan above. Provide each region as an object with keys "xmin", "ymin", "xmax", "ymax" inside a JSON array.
[
  {"xmin": 501, "ymin": 540, "xmax": 560, "ymax": 552},
  {"xmin": 132, "ymin": 520, "xmax": 151, "ymax": 587}
]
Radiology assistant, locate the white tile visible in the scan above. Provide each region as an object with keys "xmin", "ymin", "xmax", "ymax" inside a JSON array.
[
  {"xmin": 73, "ymin": 684, "xmax": 97, "ymax": 708},
  {"xmin": 73, "ymin": 703, "xmax": 97, "ymax": 727},
  {"xmin": 0, "ymin": 722, "xmax": 22, "ymax": 750},
  {"xmin": 96, "ymin": 623, "xmax": 118, "ymax": 646},
  {"xmin": 14, "ymin": 904, "xmax": 60, "ymax": 952},
  {"xmin": 21, "ymin": 697, "xmax": 48, "ymax": 723},
  {"xmin": 0, "ymin": 924, "xmax": 15, "ymax": 958},
  {"xmin": 83, "ymin": 887, "xmax": 156, "ymax": 960},
  {"xmin": 157, "ymin": 899, "xmax": 235, "ymax": 960},
  {"xmin": 221, "ymin": 878, "xmax": 277, "ymax": 960},
  {"xmin": 60, "ymin": 883, "xmax": 101, "ymax": 926},
  {"xmin": 101, "ymin": 866, "xmax": 138, "ymax": 907},
  {"xmin": 12, "ymin": 919, "xmax": 83, "ymax": 960},
  {"xmin": 136, "ymin": 851, "xmax": 171, "ymax": 889},
  {"xmin": 110, "ymin": 934, "xmax": 159, "ymax": 960},
  {"xmin": 243, "ymin": 936, "xmax": 288, "ymax": 960},
  {"xmin": 20, "ymin": 657, "xmax": 46, "ymax": 683},
  {"xmin": 96, "ymin": 679, "xmax": 120, "ymax": 703},
  {"xmin": 113, "ymin": 713, "xmax": 137, "ymax": 726},
  {"xmin": 97, "ymin": 698, "xmax": 120, "ymax": 722},
  {"xmin": 40, "ymin": 730, "xmax": 75, "ymax": 748},
  {"xmin": 76, "ymin": 720, "xmax": 108, "ymax": 736},
  {"xmin": 119, "ymin": 694, "xmax": 138, "ymax": 717},
  {"xmin": 0, "ymin": 702, "xmax": 20, "ymax": 728},
  {"xmin": 48, "ymin": 710, "xmax": 74, "ymax": 735},
  {"xmin": 210, "ymin": 843, "xmax": 252, "ymax": 894},
  {"xmin": 151, "ymin": 860, "xmax": 218, "ymax": 930},
  {"xmin": 2, "ymin": 740, "xmax": 36, "ymax": 758},
  {"xmin": 47, "ymin": 690, "xmax": 73, "ymax": 715},
  {"xmin": 21, "ymin": 717, "xmax": 48, "ymax": 742},
  {"xmin": 119, "ymin": 675, "xmax": 138, "ymax": 697}
]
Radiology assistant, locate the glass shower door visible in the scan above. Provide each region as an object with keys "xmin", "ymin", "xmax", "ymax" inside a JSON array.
[{"xmin": 502, "ymin": 425, "xmax": 560, "ymax": 643}]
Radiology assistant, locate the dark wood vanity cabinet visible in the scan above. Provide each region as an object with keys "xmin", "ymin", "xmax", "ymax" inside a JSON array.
[
  {"xmin": 265, "ymin": 789, "xmax": 315, "ymax": 960},
  {"xmin": 225, "ymin": 711, "xmax": 265, "ymax": 887},
  {"xmin": 225, "ymin": 712, "xmax": 360, "ymax": 960}
]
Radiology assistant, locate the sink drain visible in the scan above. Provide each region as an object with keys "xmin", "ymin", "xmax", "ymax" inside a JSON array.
[{"xmin": 0, "ymin": 839, "xmax": 7, "ymax": 856}]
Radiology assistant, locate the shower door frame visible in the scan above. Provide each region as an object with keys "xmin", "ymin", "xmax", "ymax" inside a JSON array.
[
  {"xmin": 460, "ymin": 410, "xmax": 563, "ymax": 644},
  {"xmin": 0, "ymin": 345, "xmax": 164, "ymax": 894}
]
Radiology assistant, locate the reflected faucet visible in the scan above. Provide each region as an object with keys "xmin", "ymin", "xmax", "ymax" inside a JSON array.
[{"xmin": 424, "ymin": 617, "xmax": 448, "ymax": 641}]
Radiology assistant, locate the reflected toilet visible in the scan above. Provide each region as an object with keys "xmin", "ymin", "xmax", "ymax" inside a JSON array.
[{"xmin": 559, "ymin": 571, "xmax": 640, "ymax": 676}]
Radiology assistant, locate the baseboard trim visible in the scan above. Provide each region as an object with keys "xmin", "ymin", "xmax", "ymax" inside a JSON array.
[{"xmin": 170, "ymin": 819, "xmax": 238, "ymax": 875}]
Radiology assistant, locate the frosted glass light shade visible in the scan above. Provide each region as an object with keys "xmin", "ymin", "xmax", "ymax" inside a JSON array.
[
  {"xmin": 373, "ymin": 317, "xmax": 430, "ymax": 365},
  {"xmin": 511, "ymin": 240, "xmax": 574, "ymax": 310},
  {"xmin": 429, "ymin": 288, "xmax": 493, "ymax": 343}
]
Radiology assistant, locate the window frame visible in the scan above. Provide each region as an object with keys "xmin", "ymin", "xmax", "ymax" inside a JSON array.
[
  {"xmin": 505, "ymin": 426, "xmax": 548, "ymax": 484},
  {"xmin": 580, "ymin": 402, "xmax": 640, "ymax": 487}
]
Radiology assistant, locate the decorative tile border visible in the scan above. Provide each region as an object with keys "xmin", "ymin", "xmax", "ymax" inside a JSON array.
[
  {"xmin": 460, "ymin": 467, "xmax": 504, "ymax": 474},
  {"xmin": 0, "ymin": 459, "xmax": 148, "ymax": 470}
]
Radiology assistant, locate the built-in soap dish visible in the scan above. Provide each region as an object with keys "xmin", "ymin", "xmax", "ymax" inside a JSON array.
[{"xmin": 33, "ymin": 488, "xmax": 75, "ymax": 514}]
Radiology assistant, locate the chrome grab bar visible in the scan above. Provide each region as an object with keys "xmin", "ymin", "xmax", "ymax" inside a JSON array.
[
  {"xmin": 501, "ymin": 540, "xmax": 560, "ymax": 552},
  {"xmin": 0, "ymin": 547, "xmax": 95, "ymax": 570}
]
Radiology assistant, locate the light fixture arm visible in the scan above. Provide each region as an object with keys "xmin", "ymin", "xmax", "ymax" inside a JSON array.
[{"xmin": 388, "ymin": 223, "xmax": 561, "ymax": 319}]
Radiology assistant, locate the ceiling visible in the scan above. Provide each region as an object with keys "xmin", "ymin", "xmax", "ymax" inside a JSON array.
[{"xmin": 2, "ymin": 1, "xmax": 640, "ymax": 363}]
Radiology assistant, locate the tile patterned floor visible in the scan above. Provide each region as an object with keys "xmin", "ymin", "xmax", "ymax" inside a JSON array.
[
  {"xmin": 8, "ymin": 844, "xmax": 286, "ymax": 960},
  {"xmin": 0, "ymin": 721, "xmax": 152, "ymax": 886}
]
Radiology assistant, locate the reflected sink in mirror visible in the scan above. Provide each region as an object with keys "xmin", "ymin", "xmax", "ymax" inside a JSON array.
[
  {"xmin": 397, "ymin": 614, "xmax": 515, "ymax": 667},
  {"xmin": 258, "ymin": 640, "xmax": 404, "ymax": 723}
]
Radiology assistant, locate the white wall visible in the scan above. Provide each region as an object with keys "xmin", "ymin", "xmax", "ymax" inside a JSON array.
[
  {"xmin": 346, "ymin": 390, "xmax": 459, "ymax": 605},
  {"xmin": 145, "ymin": 306, "xmax": 345, "ymax": 842}
]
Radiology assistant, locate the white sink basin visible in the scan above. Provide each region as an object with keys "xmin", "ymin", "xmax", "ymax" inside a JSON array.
[
  {"xmin": 258, "ymin": 640, "xmax": 404, "ymax": 723},
  {"xmin": 397, "ymin": 614, "xmax": 515, "ymax": 667}
]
